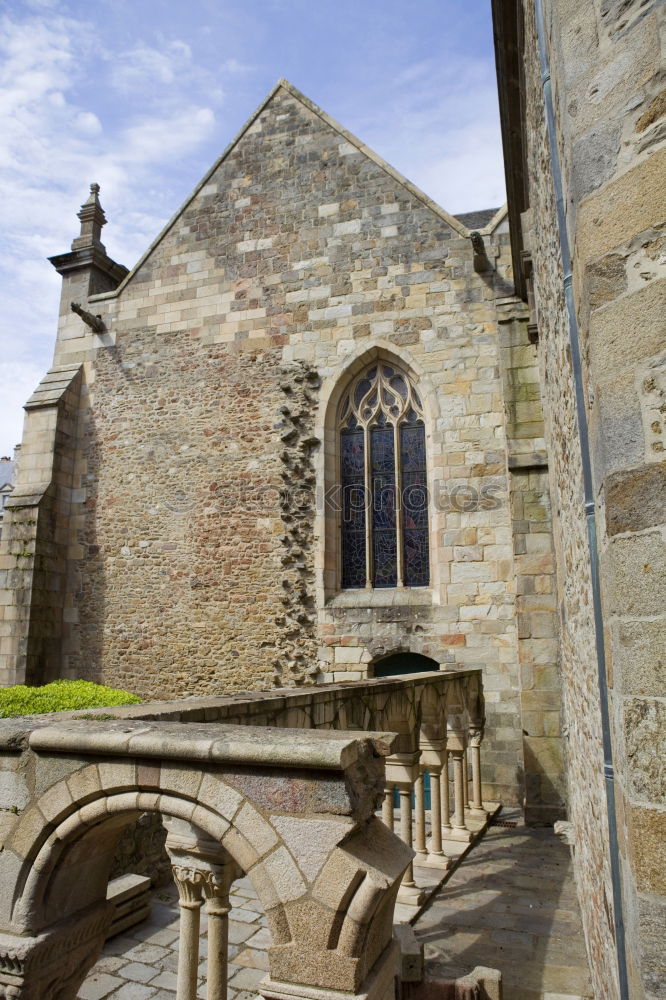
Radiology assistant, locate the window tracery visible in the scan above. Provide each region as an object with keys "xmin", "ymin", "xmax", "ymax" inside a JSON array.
[{"xmin": 338, "ymin": 362, "xmax": 429, "ymax": 589}]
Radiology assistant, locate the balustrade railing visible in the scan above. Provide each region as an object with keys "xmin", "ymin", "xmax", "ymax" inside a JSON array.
[{"xmin": 0, "ymin": 667, "xmax": 488, "ymax": 999}]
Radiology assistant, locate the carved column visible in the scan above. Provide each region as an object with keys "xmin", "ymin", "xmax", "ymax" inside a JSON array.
[
  {"xmin": 384, "ymin": 753, "xmax": 425, "ymax": 906},
  {"xmin": 414, "ymin": 772, "xmax": 427, "ymax": 863},
  {"xmin": 447, "ymin": 730, "xmax": 472, "ymax": 842},
  {"xmin": 165, "ymin": 819, "xmax": 242, "ymax": 1000},
  {"xmin": 202, "ymin": 865, "xmax": 237, "ymax": 1000},
  {"xmin": 382, "ymin": 785, "xmax": 395, "ymax": 831},
  {"xmin": 462, "ymin": 749, "xmax": 470, "ymax": 810},
  {"xmin": 440, "ymin": 749, "xmax": 452, "ymax": 836},
  {"xmin": 172, "ymin": 865, "xmax": 205, "ymax": 1000},
  {"xmin": 468, "ymin": 725, "xmax": 487, "ymax": 817},
  {"xmin": 418, "ymin": 739, "xmax": 450, "ymax": 869}
]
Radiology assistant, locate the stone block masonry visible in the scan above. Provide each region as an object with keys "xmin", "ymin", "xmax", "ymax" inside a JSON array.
[
  {"xmin": 0, "ymin": 80, "xmax": 564, "ymax": 815},
  {"xmin": 515, "ymin": 0, "xmax": 666, "ymax": 995}
]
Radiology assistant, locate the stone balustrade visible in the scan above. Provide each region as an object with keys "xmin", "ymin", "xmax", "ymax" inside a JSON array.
[{"xmin": 0, "ymin": 669, "xmax": 488, "ymax": 998}]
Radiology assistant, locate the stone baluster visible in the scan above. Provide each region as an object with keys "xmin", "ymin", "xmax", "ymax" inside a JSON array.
[
  {"xmin": 414, "ymin": 771, "xmax": 427, "ymax": 863},
  {"xmin": 440, "ymin": 749, "xmax": 452, "ymax": 837},
  {"xmin": 414, "ymin": 749, "xmax": 451, "ymax": 869},
  {"xmin": 446, "ymin": 729, "xmax": 472, "ymax": 842},
  {"xmin": 172, "ymin": 864, "xmax": 205, "ymax": 1000},
  {"xmin": 382, "ymin": 784, "xmax": 395, "ymax": 830},
  {"xmin": 468, "ymin": 724, "xmax": 487, "ymax": 816},
  {"xmin": 384, "ymin": 753, "xmax": 425, "ymax": 906},
  {"xmin": 418, "ymin": 739, "xmax": 451, "ymax": 869}
]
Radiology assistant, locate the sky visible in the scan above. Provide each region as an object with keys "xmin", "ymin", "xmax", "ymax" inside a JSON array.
[{"xmin": 0, "ymin": 0, "xmax": 505, "ymax": 457}]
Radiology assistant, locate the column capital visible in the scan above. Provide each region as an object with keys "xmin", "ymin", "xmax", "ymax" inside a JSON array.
[
  {"xmin": 171, "ymin": 865, "xmax": 206, "ymax": 909},
  {"xmin": 468, "ymin": 726, "xmax": 484, "ymax": 749}
]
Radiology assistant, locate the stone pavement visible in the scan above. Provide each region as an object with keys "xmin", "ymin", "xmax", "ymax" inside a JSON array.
[
  {"xmin": 79, "ymin": 818, "xmax": 593, "ymax": 1000},
  {"xmin": 78, "ymin": 875, "xmax": 268, "ymax": 1000},
  {"xmin": 412, "ymin": 818, "xmax": 594, "ymax": 1000}
]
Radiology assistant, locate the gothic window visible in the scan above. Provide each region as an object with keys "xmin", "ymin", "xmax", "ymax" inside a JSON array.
[{"xmin": 338, "ymin": 362, "xmax": 429, "ymax": 589}]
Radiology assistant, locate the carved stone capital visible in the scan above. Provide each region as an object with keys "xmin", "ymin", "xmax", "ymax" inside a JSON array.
[
  {"xmin": 468, "ymin": 727, "xmax": 484, "ymax": 749},
  {"xmin": 171, "ymin": 866, "xmax": 205, "ymax": 909}
]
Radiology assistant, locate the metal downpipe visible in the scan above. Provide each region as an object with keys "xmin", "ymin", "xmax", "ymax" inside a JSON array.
[{"xmin": 533, "ymin": 2, "xmax": 630, "ymax": 997}]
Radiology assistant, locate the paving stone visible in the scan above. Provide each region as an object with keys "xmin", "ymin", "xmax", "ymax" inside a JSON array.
[
  {"xmin": 414, "ymin": 824, "xmax": 593, "ymax": 999},
  {"xmin": 117, "ymin": 962, "xmax": 156, "ymax": 983},
  {"xmin": 233, "ymin": 946, "xmax": 269, "ymax": 970},
  {"xmin": 107, "ymin": 984, "xmax": 157, "ymax": 999},
  {"xmin": 77, "ymin": 974, "xmax": 125, "ymax": 1000},
  {"xmin": 122, "ymin": 942, "xmax": 172, "ymax": 965},
  {"xmin": 228, "ymin": 920, "xmax": 258, "ymax": 944},
  {"xmin": 228, "ymin": 965, "xmax": 266, "ymax": 991},
  {"xmin": 229, "ymin": 905, "xmax": 261, "ymax": 923},
  {"xmin": 150, "ymin": 971, "xmax": 179, "ymax": 990}
]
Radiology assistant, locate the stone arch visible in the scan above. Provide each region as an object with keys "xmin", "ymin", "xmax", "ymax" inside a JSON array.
[
  {"xmin": 6, "ymin": 765, "xmax": 290, "ymax": 943},
  {"xmin": 2, "ymin": 757, "xmax": 411, "ymax": 999},
  {"xmin": 314, "ymin": 340, "xmax": 443, "ymax": 601}
]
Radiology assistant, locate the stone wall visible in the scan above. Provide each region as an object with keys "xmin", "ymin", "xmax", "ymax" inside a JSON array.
[
  {"xmin": 520, "ymin": 0, "xmax": 666, "ymax": 995},
  {"xmin": 0, "ymin": 82, "xmax": 564, "ymax": 812}
]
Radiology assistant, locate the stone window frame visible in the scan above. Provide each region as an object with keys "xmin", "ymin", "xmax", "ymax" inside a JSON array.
[
  {"xmin": 337, "ymin": 360, "xmax": 429, "ymax": 590},
  {"xmin": 316, "ymin": 342, "xmax": 442, "ymax": 605}
]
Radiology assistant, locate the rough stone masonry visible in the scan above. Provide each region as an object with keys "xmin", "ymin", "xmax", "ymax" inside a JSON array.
[{"xmin": 0, "ymin": 80, "xmax": 564, "ymax": 817}]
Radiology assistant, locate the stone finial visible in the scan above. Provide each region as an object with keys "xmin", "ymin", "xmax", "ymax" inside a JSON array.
[{"xmin": 71, "ymin": 182, "xmax": 107, "ymax": 251}]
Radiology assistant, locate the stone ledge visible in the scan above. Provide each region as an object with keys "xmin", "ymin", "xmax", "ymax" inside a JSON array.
[{"xmin": 28, "ymin": 720, "xmax": 397, "ymax": 769}]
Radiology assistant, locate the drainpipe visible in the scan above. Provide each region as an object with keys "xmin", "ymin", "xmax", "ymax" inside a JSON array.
[{"xmin": 533, "ymin": 2, "xmax": 629, "ymax": 997}]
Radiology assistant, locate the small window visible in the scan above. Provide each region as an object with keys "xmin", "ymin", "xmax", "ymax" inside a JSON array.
[{"xmin": 339, "ymin": 362, "xmax": 429, "ymax": 589}]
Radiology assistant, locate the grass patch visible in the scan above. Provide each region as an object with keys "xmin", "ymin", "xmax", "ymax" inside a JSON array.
[{"xmin": 0, "ymin": 679, "xmax": 141, "ymax": 718}]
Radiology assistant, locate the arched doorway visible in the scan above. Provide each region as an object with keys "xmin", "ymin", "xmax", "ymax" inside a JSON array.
[{"xmin": 372, "ymin": 652, "xmax": 440, "ymax": 677}]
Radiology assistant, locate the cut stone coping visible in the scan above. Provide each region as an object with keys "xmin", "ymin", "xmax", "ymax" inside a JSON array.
[{"xmin": 26, "ymin": 720, "xmax": 397, "ymax": 769}]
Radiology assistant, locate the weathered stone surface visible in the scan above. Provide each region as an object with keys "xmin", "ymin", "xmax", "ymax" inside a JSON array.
[
  {"xmin": 604, "ymin": 462, "xmax": 666, "ymax": 535},
  {"xmin": 571, "ymin": 120, "xmax": 622, "ymax": 200},
  {"xmin": 628, "ymin": 804, "xmax": 666, "ymax": 895},
  {"xmin": 605, "ymin": 531, "xmax": 666, "ymax": 617},
  {"xmin": 624, "ymin": 698, "xmax": 666, "ymax": 802},
  {"xmin": 612, "ymin": 618, "xmax": 666, "ymax": 697},
  {"xmin": 637, "ymin": 892, "xmax": 666, "ymax": 998}
]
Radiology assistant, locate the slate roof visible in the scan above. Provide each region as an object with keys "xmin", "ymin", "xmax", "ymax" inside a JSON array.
[
  {"xmin": 454, "ymin": 208, "xmax": 501, "ymax": 229},
  {"xmin": 0, "ymin": 461, "xmax": 14, "ymax": 491}
]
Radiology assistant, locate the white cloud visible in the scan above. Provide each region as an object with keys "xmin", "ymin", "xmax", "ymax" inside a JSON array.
[
  {"xmin": 0, "ymin": 8, "xmax": 221, "ymax": 454},
  {"xmin": 0, "ymin": 361, "xmax": 47, "ymax": 456},
  {"xmin": 111, "ymin": 40, "xmax": 193, "ymax": 92}
]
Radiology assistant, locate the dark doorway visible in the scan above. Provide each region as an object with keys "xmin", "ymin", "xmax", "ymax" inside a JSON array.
[{"xmin": 372, "ymin": 652, "xmax": 440, "ymax": 677}]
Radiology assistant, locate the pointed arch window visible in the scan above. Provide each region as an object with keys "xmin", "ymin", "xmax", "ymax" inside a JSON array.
[{"xmin": 339, "ymin": 362, "xmax": 429, "ymax": 589}]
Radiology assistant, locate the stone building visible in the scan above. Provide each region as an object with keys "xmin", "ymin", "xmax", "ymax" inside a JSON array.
[
  {"xmin": 492, "ymin": 0, "xmax": 665, "ymax": 997},
  {"xmin": 1, "ymin": 1, "xmax": 664, "ymax": 993},
  {"xmin": 0, "ymin": 81, "xmax": 562, "ymax": 821}
]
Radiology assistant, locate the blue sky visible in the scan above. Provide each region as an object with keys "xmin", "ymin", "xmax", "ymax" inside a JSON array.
[{"xmin": 0, "ymin": 0, "xmax": 505, "ymax": 456}]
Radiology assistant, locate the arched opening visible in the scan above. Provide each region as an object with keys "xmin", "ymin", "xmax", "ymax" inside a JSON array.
[
  {"xmin": 373, "ymin": 652, "xmax": 440, "ymax": 811},
  {"xmin": 372, "ymin": 652, "xmax": 440, "ymax": 677}
]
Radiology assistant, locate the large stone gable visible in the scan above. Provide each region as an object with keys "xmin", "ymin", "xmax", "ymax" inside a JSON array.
[{"xmin": 0, "ymin": 82, "xmax": 564, "ymax": 813}]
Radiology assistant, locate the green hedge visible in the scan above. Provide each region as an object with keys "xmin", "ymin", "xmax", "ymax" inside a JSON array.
[{"xmin": 0, "ymin": 679, "xmax": 141, "ymax": 717}]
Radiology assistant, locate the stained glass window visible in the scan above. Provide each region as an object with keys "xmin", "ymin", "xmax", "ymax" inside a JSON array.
[{"xmin": 338, "ymin": 362, "xmax": 429, "ymax": 589}]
